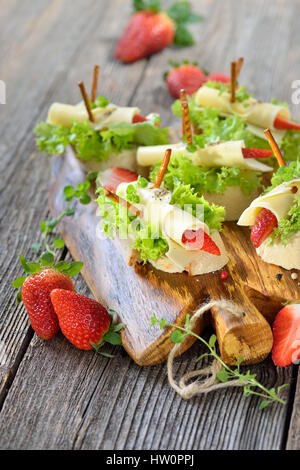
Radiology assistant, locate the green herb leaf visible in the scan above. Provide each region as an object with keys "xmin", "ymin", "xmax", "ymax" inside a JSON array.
[
  {"xmin": 39, "ymin": 252, "xmax": 55, "ymax": 266},
  {"xmin": 171, "ymin": 330, "xmax": 185, "ymax": 343},
  {"xmin": 53, "ymin": 238, "xmax": 65, "ymax": 249},
  {"xmin": 173, "ymin": 24, "xmax": 194, "ymax": 47},
  {"xmin": 11, "ymin": 277, "xmax": 27, "ymax": 288}
]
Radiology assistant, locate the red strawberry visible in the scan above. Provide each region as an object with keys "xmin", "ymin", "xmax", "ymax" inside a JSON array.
[
  {"xmin": 250, "ymin": 208, "xmax": 278, "ymax": 248},
  {"xmin": 115, "ymin": 11, "xmax": 175, "ymax": 63},
  {"xmin": 274, "ymin": 114, "xmax": 300, "ymax": 131},
  {"xmin": 166, "ymin": 64, "xmax": 207, "ymax": 98},
  {"xmin": 272, "ymin": 303, "xmax": 300, "ymax": 367},
  {"xmin": 21, "ymin": 269, "xmax": 74, "ymax": 340},
  {"xmin": 99, "ymin": 167, "xmax": 139, "ymax": 193},
  {"xmin": 50, "ymin": 289, "xmax": 111, "ymax": 350},
  {"xmin": 132, "ymin": 113, "xmax": 148, "ymax": 123},
  {"xmin": 206, "ymin": 72, "xmax": 230, "ymax": 83},
  {"xmin": 182, "ymin": 229, "xmax": 221, "ymax": 256},
  {"xmin": 242, "ymin": 148, "xmax": 273, "ymax": 159}
]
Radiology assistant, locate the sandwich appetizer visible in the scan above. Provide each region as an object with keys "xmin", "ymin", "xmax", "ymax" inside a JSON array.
[
  {"xmin": 96, "ymin": 149, "xmax": 229, "ymax": 275},
  {"xmin": 172, "ymin": 58, "xmax": 300, "ymax": 162},
  {"xmin": 137, "ymin": 89, "xmax": 273, "ymax": 220},
  {"xmin": 34, "ymin": 65, "xmax": 169, "ymax": 173},
  {"xmin": 238, "ymin": 130, "xmax": 300, "ymax": 270}
]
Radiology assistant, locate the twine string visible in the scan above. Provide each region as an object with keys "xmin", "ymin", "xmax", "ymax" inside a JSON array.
[{"xmin": 167, "ymin": 300, "xmax": 248, "ymax": 399}]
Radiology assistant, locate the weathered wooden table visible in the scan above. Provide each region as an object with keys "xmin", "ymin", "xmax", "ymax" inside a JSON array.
[{"xmin": 0, "ymin": 0, "xmax": 299, "ymax": 450}]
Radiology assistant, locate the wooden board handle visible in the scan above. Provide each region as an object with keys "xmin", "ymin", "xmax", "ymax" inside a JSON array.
[{"xmin": 209, "ymin": 282, "xmax": 273, "ymax": 365}]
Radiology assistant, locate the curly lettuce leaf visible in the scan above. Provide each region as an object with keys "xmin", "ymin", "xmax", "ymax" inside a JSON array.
[
  {"xmin": 34, "ymin": 122, "xmax": 71, "ymax": 156},
  {"xmin": 266, "ymin": 160, "xmax": 300, "ymax": 192},
  {"xmin": 150, "ymin": 154, "xmax": 262, "ymax": 196},
  {"xmin": 96, "ymin": 188, "xmax": 168, "ymax": 262},
  {"xmin": 170, "ymin": 182, "xmax": 225, "ymax": 231},
  {"xmin": 270, "ymin": 196, "xmax": 300, "ymax": 245},
  {"xmin": 101, "ymin": 121, "xmax": 169, "ymax": 150},
  {"xmin": 133, "ymin": 225, "xmax": 169, "ymax": 263},
  {"xmin": 35, "ymin": 120, "xmax": 169, "ymax": 162},
  {"xmin": 280, "ymin": 130, "xmax": 300, "ymax": 162},
  {"xmin": 172, "ymin": 97, "xmax": 270, "ymax": 150}
]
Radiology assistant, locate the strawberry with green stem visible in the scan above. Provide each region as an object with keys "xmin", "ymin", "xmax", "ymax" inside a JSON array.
[
  {"xmin": 50, "ymin": 289, "xmax": 124, "ymax": 353},
  {"xmin": 115, "ymin": 1, "xmax": 203, "ymax": 63}
]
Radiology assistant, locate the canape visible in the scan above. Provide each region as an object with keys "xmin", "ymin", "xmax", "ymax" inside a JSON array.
[
  {"xmin": 34, "ymin": 66, "xmax": 169, "ymax": 173},
  {"xmin": 96, "ymin": 150, "xmax": 229, "ymax": 275},
  {"xmin": 238, "ymin": 131, "xmax": 300, "ymax": 270},
  {"xmin": 137, "ymin": 90, "xmax": 273, "ymax": 220}
]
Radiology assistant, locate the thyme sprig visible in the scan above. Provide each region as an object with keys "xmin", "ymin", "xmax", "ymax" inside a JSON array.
[{"xmin": 151, "ymin": 314, "xmax": 288, "ymax": 410}]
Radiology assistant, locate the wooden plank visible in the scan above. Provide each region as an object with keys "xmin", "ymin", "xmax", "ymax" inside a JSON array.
[
  {"xmin": 0, "ymin": 0, "xmax": 146, "ymax": 401},
  {"xmin": 287, "ymin": 368, "xmax": 300, "ymax": 450},
  {"xmin": 0, "ymin": 0, "xmax": 298, "ymax": 451},
  {"xmin": 49, "ymin": 147, "xmax": 299, "ymax": 366}
]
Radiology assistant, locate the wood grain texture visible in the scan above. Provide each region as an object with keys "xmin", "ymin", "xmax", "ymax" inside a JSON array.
[
  {"xmin": 0, "ymin": 0, "xmax": 299, "ymax": 450},
  {"xmin": 49, "ymin": 147, "xmax": 298, "ymax": 366}
]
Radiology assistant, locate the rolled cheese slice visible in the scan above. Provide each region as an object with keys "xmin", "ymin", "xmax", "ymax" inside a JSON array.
[
  {"xmin": 195, "ymin": 86, "xmax": 291, "ymax": 130},
  {"xmin": 238, "ymin": 179, "xmax": 300, "ymax": 226},
  {"xmin": 256, "ymin": 232, "xmax": 300, "ymax": 270},
  {"xmin": 48, "ymin": 102, "xmax": 139, "ymax": 129},
  {"xmin": 150, "ymin": 231, "xmax": 228, "ymax": 274},
  {"xmin": 137, "ymin": 141, "xmax": 273, "ymax": 172}
]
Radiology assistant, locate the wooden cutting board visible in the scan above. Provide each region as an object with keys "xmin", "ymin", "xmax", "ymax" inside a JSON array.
[{"xmin": 49, "ymin": 146, "xmax": 300, "ymax": 366}]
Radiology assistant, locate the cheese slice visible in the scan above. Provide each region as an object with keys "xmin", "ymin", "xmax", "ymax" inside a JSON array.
[
  {"xmin": 137, "ymin": 141, "xmax": 273, "ymax": 172},
  {"xmin": 48, "ymin": 102, "xmax": 139, "ymax": 129},
  {"xmin": 238, "ymin": 179, "xmax": 300, "ymax": 226},
  {"xmin": 246, "ymin": 123, "xmax": 286, "ymax": 144},
  {"xmin": 195, "ymin": 86, "xmax": 291, "ymax": 130},
  {"xmin": 256, "ymin": 232, "xmax": 300, "ymax": 270},
  {"xmin": 150, "ymin": 231, "xmax": 228, "ymax": 274}
]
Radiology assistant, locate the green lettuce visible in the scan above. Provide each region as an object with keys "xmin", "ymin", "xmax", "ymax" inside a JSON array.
[
  {"xmin": 170, "ymin": 182, "xmax": 225, "ymax": 231},
  {"xmin": 172, "ymin": 94, "xmax": 300, "ymax": 162},
  {"xmin": 96, "ymin": 187, "xmax": 168, "ymax": 263},
  {"xmin": 150, "ymin": 154, "xmax": 263, "ymax": 196},
  {"xmin": 270, "ymin": 196, "xmax": 300, "ymax": 245},
  {"xmin": 266, "ymin": 160, "xmax": 300, "ymax": 192},
  {"xmin": 35, "ymin": 120, "xmax": 169, "ymax": 162}
]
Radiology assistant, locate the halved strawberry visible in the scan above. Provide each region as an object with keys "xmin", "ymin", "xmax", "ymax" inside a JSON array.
[
  {"xmin": 132, "ymin": 113, "xmax": 148, "ymax": 123},
  {"xmin": 99, "ymin": 167, "xmax": 139, "ymax": 193},
  {"xmin": 242, "ymin": 148, "xmax": 273, "ymax": 159},
  {"xmin": 166, "ymin": 64, "xmax": 207, "ymax": 98},
  {"xmin": 206, "ymin": 73, "xmax": 230, "ymax": 83},
  {"xmin": 272, "ymin": 303, "xmax": 300, "ymax": 367},
  {"xmin": 250, "ymin": 208, "xmax": 278, "ymax": 248},
  {"xmin": 182, "ymin": 229, "xmax": 221, "ymax": 256},
  {"xmin": 274, "ymin": 114, "xmax": 300, "ymax": 131}
]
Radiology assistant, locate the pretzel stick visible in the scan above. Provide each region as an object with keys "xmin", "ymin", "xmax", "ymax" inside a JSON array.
[
  {"xmin": 236, "ymin": 57, "xmax": 244, "ymax": 79},
  {"xmin": 179, "ymin": 89, "xmax": 193, "ymax": 144},
  {"xmin": 104, "ymin": 188, "xmax": 142, "ymax": 217},
  {"xmin": 230, "ymin": 62, "xmax": 236, "ymax": 103},
  {"xmin": 78, "ymin": 81, "xmax": 94, "ymax": 122},
  {"xmin": 264, "ymin": 129, "xmax": 286, "ymax": 167},
  {"xmin": 91, "ymin": 65, "xmax": 100, "ymax": 102},
  {"xmin": 152, "ymin": 148, "xmax": 172, "ymax": 189}
]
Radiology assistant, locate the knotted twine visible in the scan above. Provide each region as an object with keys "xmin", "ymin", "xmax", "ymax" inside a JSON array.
[{"xmin": 167, "ymin": 299, "xmax": 248, "ymax": 399}]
